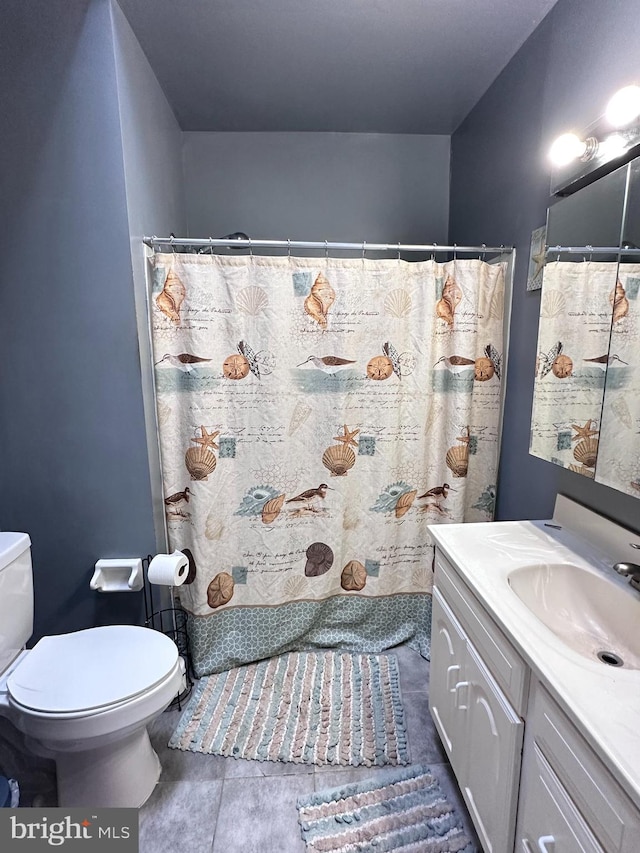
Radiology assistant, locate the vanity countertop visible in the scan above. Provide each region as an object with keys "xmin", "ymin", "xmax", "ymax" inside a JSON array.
[{"xmin": 429, "ymin": 511, "xmax": 640, "ymax": 810}]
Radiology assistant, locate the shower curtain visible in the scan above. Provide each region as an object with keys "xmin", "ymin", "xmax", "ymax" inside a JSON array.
[{"xmin": 150, "ymin": 253, "xmax": 504, "ymax": 675}]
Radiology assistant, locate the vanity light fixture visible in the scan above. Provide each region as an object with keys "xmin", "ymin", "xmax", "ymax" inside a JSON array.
[{"xmin": 549, "ymin": 84, "xmax": 640, "ymax": 195}]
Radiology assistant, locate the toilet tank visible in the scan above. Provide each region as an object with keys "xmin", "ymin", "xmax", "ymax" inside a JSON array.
[{"xmin": 0, "ymin": 533, "xmax": 34, "ymax": 675}]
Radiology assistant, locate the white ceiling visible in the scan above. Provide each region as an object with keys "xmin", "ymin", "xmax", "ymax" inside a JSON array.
[{"xmin": 117, "ymin": 0, "xmax": 560, "ymax": 134}]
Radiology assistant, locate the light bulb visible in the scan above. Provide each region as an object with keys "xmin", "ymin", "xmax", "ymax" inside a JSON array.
[
  {"xmin": 549, "ymin": 133, "xmax": 587, "ymax": 166},
  {"xmin": 598, "ymin": 133, "xmax": 627, "ymax": 160},
  {"xmin": 605, "ymin": 85, "xmax": 640, "ymax": 128}
]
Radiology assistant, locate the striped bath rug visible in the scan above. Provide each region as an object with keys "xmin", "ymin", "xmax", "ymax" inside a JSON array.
[
  {"xmin": 297, "ymin": 765, "xmax": 474, "ymax": 852},
  {"xmin": 168, "ymin": 651, "xmax": 410, "ymax": 766}
]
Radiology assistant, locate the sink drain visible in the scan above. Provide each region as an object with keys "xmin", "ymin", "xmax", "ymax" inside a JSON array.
[{"xmin": 597, "ymin": 650, "xmax": 624, "ymax": 667}]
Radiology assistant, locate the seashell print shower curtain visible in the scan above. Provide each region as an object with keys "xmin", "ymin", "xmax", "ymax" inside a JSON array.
[{"xmin": 150, "ymin": 253, "xmax": 505, "ymax": 675}]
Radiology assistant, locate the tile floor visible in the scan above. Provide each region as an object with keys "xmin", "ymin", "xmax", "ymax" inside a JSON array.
[{"xmin": 141, "ymin": 645, "xmax": 480, "ymax": 852}]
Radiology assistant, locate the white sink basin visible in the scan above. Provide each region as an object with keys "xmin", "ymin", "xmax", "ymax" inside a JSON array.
[{"xmin": 508, "ymin": 563, "xmax": 640, "ymax": 669}]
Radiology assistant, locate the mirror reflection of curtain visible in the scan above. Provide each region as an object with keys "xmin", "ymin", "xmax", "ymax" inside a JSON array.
[
  {"xmin": 150, "ymin": 253, "xmax": 504, "ymax": 675},
  {"xmin": 595, "ymin": 264, "xmax": 640, "ymax": 496},
  {"xmin": 530, "ymin": 261, "xmax": 618, "ymax": 476}
]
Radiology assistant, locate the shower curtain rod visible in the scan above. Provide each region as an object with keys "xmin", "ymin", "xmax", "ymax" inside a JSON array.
[
  {"xmin": 545, "ymin": 245, "xmax": 640, "ymax": 255},
  {"xmin": 143, "ymin": 236, "xmax": 512, "ymax": 254}
]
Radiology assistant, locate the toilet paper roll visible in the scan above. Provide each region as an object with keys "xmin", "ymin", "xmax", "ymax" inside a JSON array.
[{"xmin": 148, "ymin": 551, "xmax": 189, "ymax": 586}]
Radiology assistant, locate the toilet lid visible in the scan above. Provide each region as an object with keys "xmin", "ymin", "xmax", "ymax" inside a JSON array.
[{"xmin": 7, "ymin": 625, "xmax": 179, "ymax": 714}]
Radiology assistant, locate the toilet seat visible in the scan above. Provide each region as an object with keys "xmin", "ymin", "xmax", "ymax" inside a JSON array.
[{"xmin": 7, "ymin": 625, "xmax": 178, "ymax": 714}]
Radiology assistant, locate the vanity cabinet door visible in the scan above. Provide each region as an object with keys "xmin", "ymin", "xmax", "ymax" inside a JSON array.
[
  {"xmin": 516, "ymin": 741, "xmax": 604, "ymax": 853},
  {"xmin": 460, "ymin": 644, "xmax": 524, "ymax": 853},
  {"xmin": 429, "ymin": 588, "xmax": 468, "ymax": 776}
]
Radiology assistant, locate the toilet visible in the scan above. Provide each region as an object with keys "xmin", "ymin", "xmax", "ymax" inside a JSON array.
[{"xmin": 0, "ymin": 532, "xmax": 184, "ymax": 808}]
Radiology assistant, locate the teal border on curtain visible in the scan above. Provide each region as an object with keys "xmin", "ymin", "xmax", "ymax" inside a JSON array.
[{"xmin": 186, "ymin": 593, "xmax": 432, "ymax": 676}]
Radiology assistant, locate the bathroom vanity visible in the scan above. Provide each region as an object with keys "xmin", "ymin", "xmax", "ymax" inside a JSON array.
[{"xmin": 429, "ymin": 496, "xmax": 640, "ymax": 852}]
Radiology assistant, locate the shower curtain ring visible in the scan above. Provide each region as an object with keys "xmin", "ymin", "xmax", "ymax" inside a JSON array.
[
  {"xmin": 362, "ymin": 241, "xmax": 366, "ymax": 260},
  {"xmin": 397, "ymin": 242, "xmax": 401, "ymax": 261},
  {"xmin": 325, "ymin": 239, "xmax": 329, "ymax": 260},
  {"xmin": 287, "ymin": 238, "xmax": 291, "ymax": 258},
  {"xmin": 209, "ymin": 236, "xmax": 214, "ymax": 255},
  {"xmin": 481, "ymin": 243, "xmax": 486, "ymax": 262},
  {"xmin": 248, "ymin": 237, "xmax": 253, "ymax": 256},
  {"xmin": 170, "ymin": 233, "xmax": 175, "ymax": 253},
  {"xmin": 453, "ymin": 243, "xmax": 457, "ymax": 261}
]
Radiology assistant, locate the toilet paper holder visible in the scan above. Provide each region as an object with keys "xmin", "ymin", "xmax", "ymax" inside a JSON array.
[{"xmin": 90, "ymin": 558, "xmax": 144, "ymax": 592}]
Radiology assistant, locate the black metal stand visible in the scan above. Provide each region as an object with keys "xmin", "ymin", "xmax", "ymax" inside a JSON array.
[{"xmin": 142, "ymin": 555, "xmax": 194, "ymax": 711}]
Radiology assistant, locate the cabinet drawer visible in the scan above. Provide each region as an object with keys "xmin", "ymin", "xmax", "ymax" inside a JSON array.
[
  {"xmin": 434, "ymin": 550, "xmax": 529, "ymax": 714},
  {"xmin": 517, "ymin": 741, "xmax": 604, "ymax": 853},
  {"xmin": 530, "ymin": 683, "xmax": 640, "ymax": 853}
]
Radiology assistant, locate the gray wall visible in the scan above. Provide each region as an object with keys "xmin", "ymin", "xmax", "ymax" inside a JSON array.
[
  {"xmin": 0, "ymin": 0, "xmax": 156, "ymax": 640},
  {"xmin": 183, "ymin": 132, "xmax": 450, "ymax": 244},
  {"xmin": 111, "ymin": 0, "xmax": 186, "ymax": 551},
  {"xmin": 449, "ymin": 0, "xmax": 640, "ymax": 532}
]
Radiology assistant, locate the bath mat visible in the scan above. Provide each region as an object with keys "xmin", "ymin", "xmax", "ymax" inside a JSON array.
[
  {"xmin": 297, "ymin": 764, "xmax": 474, "ymax": 852},
  {"xmin": 168, "ymin": 651, "xmax": 410, "ymax": 766}
]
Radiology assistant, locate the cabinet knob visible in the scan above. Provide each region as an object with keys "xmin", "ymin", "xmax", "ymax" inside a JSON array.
[{"xmin": 537, "ymin": 836, "xmax": 555, "ymax": 853}]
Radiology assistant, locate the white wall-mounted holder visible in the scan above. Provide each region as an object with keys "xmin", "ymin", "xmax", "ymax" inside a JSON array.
[{"xmin": 90, "ymin": 558, "xmax": 144, "ymax": 592}]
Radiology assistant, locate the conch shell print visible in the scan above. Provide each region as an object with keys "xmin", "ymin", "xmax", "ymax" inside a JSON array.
[
  {"xmin": 610, "ymin": 280, "xmax": 629, "ymax": 323},
  {"xmin": 304, "ymin": 273, "xmax": 335, "ymax": 329},
  {"xmin": 156, "ymin": 269, "xmax": 186, "ymax": 324},
  {"xmin": 435, "ymin": 276, "xmax": 462, "ymax": 326}
]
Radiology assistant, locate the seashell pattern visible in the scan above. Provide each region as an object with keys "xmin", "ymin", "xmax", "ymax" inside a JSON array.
[
  {"xmin": 236, "ymin": 285, "xmax": 269, "ymax": 316},
  {"xmin": 395, "ymin": 489, "xmax": 417, "ymax": 518},
  {"xmin": 474, "ymin": 357, "xmax": 495, "ymax": 381},
  {"xmin": 435, "ymin": 276, "xmax": 462, "ymax": 327},
  {"xmin": 304, "ymin": 273, "xmax": 335, "ymax": 329},
  {"xmin": 612, "ymin": 397, "xmax": 632, "ymax": 429},
  {"xmin": 207, "ymin": 572, "xmax": 234, "ymax": 608},
  {"xmin": 371, "ymin": 482, "xmax": 413, "ymax": 514},
  {"xmin": 284, "ymin": 576, "xmax": 306, "ymax": 599},
  {"xmin": 573, "ymin": 437, "xmax": 598, "ymax": 468},
  {"xmin": 156, "ymin": 400, "xmax": 172, "ymax": 426},
  {"xmin": 446, "ymin": 444, "xmax": 469, "ymax": 478},
  {"xmin": 304, "ymin": 542, "xmax": 334, "ymax": 577},
  {"xmin": 223, "ymin": 353, "xmax": 250, "ymax": 380},
  {"xmin": 156, "ymin": 269, "xmax": 186, "ymax": 324},
  {"xmin": 185, "ymin": 445, "xmax": 217, "ymax": 480},
  {"xmin": 366, "ymin": 355, "xmax": 394, "ymax": 380},
  {"xmin": 610, "ymin": 280, "xmax": 629, "ymax": 323},
  {"xmin": 551, "ymin": 354, "xmax": 573, "ymax": 379},
  {"xmin": 261, "ymin": 494, "xmax": 285, "ymax": 524},
  {"xmin": 341, "ymin": 560, "xmax": 367, "ymax": 591},
  {"xmin": 541, "ymin": 289, "xmax": 566, "ymax": 319},
  {"xmin": 568, "ymin": 463, "xmax": 595, "ymax": 479},
  {"xmin": 205, "ymin": 512, "xmax": 224, "ymax": 541},
  {"xmin": 288, "ymin": 400, "xmax": 312, "ymax": 435},
  {"xmin": 489, "ymin": 289, "xmax": 504, "ymax": 320},
  {"xmin": 322, "ymin": 444, "xmax": 356, "ymax": 476},
  {"xmin": 384, "ymin": 289, "xmax": 413, "ymax": 318}
]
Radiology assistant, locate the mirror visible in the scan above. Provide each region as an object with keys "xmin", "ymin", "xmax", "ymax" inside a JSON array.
[
  {"xmin": 595, "ymin": 158, "xmax": 640, "ymax": 496},
  {"xmin": 529, "ymin": 165, "xmax": 627, "ymax": 478}
]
